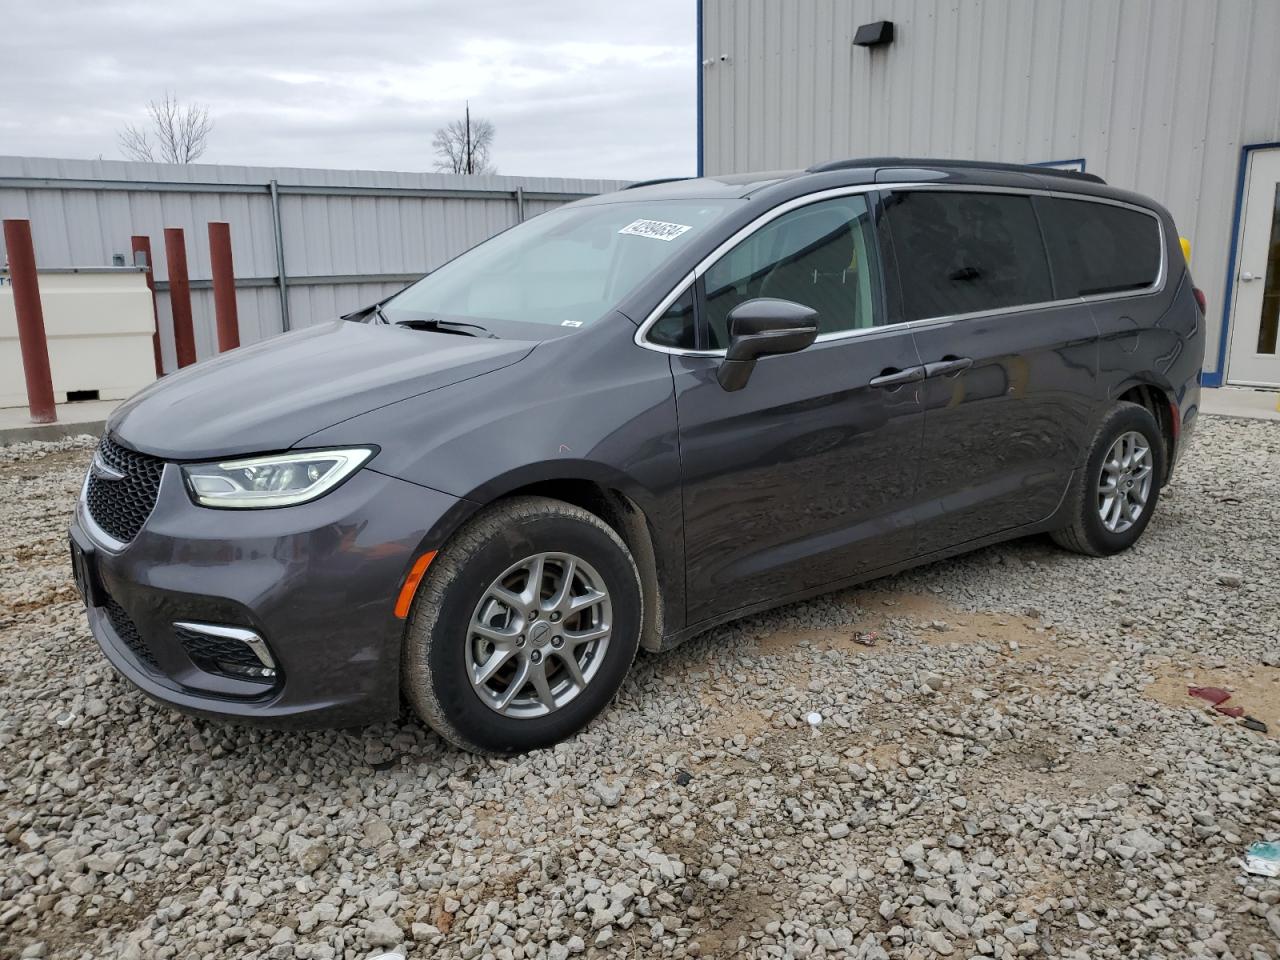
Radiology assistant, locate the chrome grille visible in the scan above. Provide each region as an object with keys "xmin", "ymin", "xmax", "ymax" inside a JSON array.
[{"xmin": 85, "ymin": 435, "xmax": 164, "ymax": 543}]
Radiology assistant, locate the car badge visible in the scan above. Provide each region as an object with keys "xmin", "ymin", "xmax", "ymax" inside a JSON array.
[{"xmin": 90, "ymin": 453, "xmax": 126, "ymax": 481}]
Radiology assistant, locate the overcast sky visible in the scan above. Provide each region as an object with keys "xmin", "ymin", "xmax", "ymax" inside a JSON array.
[{"xmin": 0, "ymin": 0, "xmax": 697, "ymax": 181}]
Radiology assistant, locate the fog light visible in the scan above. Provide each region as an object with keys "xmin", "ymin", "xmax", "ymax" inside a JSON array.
[
  {"xmin": 219, "ymin": 662, "xmax": 277, "ymax": 681},
  {"xmin": 173, "ymin": 621, "xmax": 279, "ymax": 684}
]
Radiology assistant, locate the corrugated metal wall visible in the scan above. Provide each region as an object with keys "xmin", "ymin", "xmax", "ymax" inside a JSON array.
[
  {"xmin": 700, "ymin": 0, "xmax": 1280, "ymax": 379},
  {"xmin": 0, "ymin": 156, "xmax": 625, "ymax": 372}
]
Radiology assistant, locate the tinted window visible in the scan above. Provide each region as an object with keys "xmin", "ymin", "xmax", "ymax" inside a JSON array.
[
  {"xmin": 1036, "ymin": 197, "xmax": 1161, "ymax": 297},
  {"xmin": 884, "ymin": 191, "xmax": 1053, "ymax": 320},
  {"xmin": 702, "ymin": 195, "xmax": 883, "ymax": 348},
  {"xmin": 647, "ymin": 287, "xmax": 696, "ymax": 349}
]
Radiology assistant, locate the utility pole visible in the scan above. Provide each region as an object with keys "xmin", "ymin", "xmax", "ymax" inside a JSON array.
[{"xmin": 464, "ymin": 101, "xmax": 472, "ymax": 175}]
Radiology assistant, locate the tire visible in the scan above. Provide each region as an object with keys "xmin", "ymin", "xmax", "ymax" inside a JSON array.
[
  {"xmin": 1051, "ymin": 401, "xmax": 1166, "ymax": 557},
  {"xmin": 402, "ymin": 496, "xmax": 642, "ymax": 755}
]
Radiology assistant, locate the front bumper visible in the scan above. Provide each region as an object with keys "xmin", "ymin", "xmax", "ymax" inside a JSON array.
[{"xmin": 71, "ymin": 462, "xmax": 469, "ymax": 728}]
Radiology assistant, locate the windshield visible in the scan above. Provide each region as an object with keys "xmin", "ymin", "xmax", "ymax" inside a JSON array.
[{"xmin": 383, "ymin": 199, "xmax": 741, "ymax": 330}]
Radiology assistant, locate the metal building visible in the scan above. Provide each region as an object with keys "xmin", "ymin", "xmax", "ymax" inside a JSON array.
[{"xmin": 697, "ymin": 0, "xmax": 1280, "ymax": 388}]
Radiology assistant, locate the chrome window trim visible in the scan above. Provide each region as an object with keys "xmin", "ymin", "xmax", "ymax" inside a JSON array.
[{"xmin": 634, "ymin": 182, "xmax": 1168, "ymax": 357}]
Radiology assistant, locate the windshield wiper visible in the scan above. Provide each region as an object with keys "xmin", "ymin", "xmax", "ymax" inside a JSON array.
[{"xmin": 394, "ymin": 317, "xmax": 495, "ymax": 338}]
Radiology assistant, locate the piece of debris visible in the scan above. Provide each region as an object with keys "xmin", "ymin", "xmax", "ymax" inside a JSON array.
[
  {"xmin": 674, "ymin": 770, "xmax": 693, "ymax": 787},
  {"xmin": 370, "ymin": 757, "xmax": 398, "ymax": 771},
  {"xmin": 806, "ymin": 711, "xmax": 823, "ymax": 727},
  {"xmin": 1213, "ymin": 704, "xmax": 1244, "ymax": 717},
  {"xmin": 1216, "ymin": 572, "xmax": 1243, "ymax": 588},
  {"xmin": 853, "ymin": 631, "xmax": 877, "ymax": 647},
  {"xmin": 1240, "ymin": 716, "xmax": 1268, "ymax": 734},
  {"xmin": 1188, "ymin": 686, "xmax": 1231, "ymax": 706},
  {"xmin": 1243, "ymin": 841, "xmax": 1280, "ymax": 877}
]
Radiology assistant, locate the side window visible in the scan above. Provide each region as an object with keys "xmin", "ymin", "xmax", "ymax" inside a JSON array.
[
  {"xmin": 701, "ymin": 195, "xmax": 883, "ymax": 348},
  {"xmin": 1035, "ymin": 197, "xmax": 1161, "ymax": 297},
  {"xmin": 647, "ymin": 287, "xmax": 696, "ymax": 349},
  {"xmin": 884, "ymin": 191, "xmax": 1053, "ymax": 320}
]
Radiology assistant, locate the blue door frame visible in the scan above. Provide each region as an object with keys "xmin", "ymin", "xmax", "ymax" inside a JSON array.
[
  {"xmin": 1206, "ymin": 140, "xmax": 1280, "ymax": 387},
  {"xmin": 695, "ymin": 0, "xmax": 704, "ymax": 177}
]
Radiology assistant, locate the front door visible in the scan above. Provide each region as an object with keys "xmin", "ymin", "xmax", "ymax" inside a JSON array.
[
  {"xmin": 1227, "ymin": 148, "xmax": 1280, "ymax": 387},
  {"xmin": 669, "ymin": 193, "xmax": 925, "ymax": 626}
]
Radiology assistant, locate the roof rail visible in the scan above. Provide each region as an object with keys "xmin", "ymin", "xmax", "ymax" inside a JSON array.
[
  {"xmin": 623, "ymin": 177, "xmax": 695, "ymax": 190},
  {"xmin": 805, "ymin": 156, "xmax": 1105, "ymax": 185}
]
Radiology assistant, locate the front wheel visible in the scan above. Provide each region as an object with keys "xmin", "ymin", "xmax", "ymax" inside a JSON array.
[
  {"xmin": 1051, "ymin": 401, "xmax": 1166, "ymax": 557},
  {"xmin": 402, "ymin": 496, "xmax": 642, "ymax": 755}
]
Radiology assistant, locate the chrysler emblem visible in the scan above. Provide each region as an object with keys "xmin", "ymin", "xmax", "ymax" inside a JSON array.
[{"xmin": 89, "ymin": 453, "xmax": 126, "ymax": 482}]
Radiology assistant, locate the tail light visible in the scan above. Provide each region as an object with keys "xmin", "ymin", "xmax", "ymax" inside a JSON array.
[{"xmin": 1192, "ymin": 287, "xmax": 1207, "ymax": 314}]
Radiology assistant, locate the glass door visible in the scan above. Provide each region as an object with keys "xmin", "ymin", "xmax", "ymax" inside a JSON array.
[{"xmin": 1227, "ymin": 148, "xmax": 1280, "ymax": 387}]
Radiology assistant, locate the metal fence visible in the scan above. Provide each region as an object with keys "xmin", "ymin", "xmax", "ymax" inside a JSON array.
[{"xmin": 0, "ymin": 156, "xmax": 626, "ymax": 372}]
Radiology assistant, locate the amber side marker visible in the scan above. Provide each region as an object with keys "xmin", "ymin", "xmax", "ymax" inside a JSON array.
[{"xmin": 395, "ymin": 551, "xmax": 437, "ymax": 618}]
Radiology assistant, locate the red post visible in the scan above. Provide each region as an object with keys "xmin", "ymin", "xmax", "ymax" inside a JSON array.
[
  {"xmin": 163, "ymin": 227, "xmax": 197, "ymax": 368},
  {"xmin": 207, "ymin": 222, "xmax": 240, "ymax": 352},
  {"xmin": 3, "ymin": 219, "xmax": 57, "ymax": 423},
  {"xmin": 131, "ymin": 235, "xmax": 164, "ymax": 377}
]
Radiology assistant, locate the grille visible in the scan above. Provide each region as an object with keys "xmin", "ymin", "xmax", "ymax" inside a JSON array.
[
  {"xmin": 104, "ymin": 597, "xmax": 158, "ymax": 671},
  {"xmin": 85, "ymin": 435, "xmax": 164, "ymax": 543}
]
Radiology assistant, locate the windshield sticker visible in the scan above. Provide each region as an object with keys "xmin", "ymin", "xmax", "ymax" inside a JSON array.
[{"xmin": 618, "ymin": 219, "xmax": 693, "ymax": 242}]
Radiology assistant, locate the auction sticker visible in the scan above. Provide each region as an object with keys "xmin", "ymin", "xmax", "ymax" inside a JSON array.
[{"xmin": 618, "ymin": 219, "xmax": 692, "ymax": 242}]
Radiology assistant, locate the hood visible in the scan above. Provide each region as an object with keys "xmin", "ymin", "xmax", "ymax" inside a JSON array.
[{"xmin": 109, "ymin": 320, "xmax": 535, "ymax": 460}]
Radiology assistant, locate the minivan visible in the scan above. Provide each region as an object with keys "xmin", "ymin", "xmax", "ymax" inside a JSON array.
[{"xmin": 69, "ymin": 158, "xmax": 1204, "ymax": 754}]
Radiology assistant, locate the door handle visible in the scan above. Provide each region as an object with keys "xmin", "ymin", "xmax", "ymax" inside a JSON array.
[
  {"xmin": 869, "ymin": 365, "xmax": 925, "ymax": 388},
  {"xmin": 924, "ymin": 356, "xmax": 973, "ymax": 378},
  {"xmin": 1240, "ymin": 271, "xmax": 1258, "ymax": 282}
]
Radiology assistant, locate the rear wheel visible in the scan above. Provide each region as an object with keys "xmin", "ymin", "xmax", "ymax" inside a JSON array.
[
  {"xmin": 1051, "ymin": 401, "xmax": 1166, "ymax": 556},
  {"xmin": 402, "ymin": 496, "xmax": 642, "ymax": 755}
]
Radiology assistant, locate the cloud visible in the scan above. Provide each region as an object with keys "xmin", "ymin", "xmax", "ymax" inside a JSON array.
[{"xmin": 0, "ymin": 0, "xmax": 696, "ymax": 180}]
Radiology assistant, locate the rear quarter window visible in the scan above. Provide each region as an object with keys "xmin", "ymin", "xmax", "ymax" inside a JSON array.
[{"xmin": 1035, "ymin": 197, "xmax": 1162, "ymax": 297}]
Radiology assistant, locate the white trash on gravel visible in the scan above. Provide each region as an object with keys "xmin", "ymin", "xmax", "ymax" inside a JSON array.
[{"xmin": 2, "ymin": 418, "xmax": 1279, "ymax": 959}]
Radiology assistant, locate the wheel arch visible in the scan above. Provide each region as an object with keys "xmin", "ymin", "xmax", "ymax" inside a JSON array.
[
  {"xmin": 1113, "ymin": 380, "xmax": 1177, "ymax": 483},
  {"xmin": 451, "ymin": 465, "xmax": 676, "ymax": 652}
]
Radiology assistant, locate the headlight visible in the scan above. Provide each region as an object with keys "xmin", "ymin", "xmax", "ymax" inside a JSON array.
[{"xmin": 182, "ymin": 448, "xmax": 375, "ymax": 508}]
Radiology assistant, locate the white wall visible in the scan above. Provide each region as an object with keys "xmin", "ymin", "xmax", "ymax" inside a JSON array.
[
  {"xmin": 700, "ymin": 0, "xmax": 1280, "ymax": 382},
  {"xmin": 0, "ymin": 269, "xmax": 155, "ymax": 407}
]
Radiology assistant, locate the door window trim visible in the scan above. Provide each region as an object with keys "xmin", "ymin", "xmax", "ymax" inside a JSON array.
[{"xmin": 635, "ymin": 183, "xmax": 1167, "ymax": 356}]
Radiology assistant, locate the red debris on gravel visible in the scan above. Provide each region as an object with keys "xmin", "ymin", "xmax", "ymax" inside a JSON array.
[{"xmin": 1188, "ymin": 686, "xmax": 1232, "ymax": 706}]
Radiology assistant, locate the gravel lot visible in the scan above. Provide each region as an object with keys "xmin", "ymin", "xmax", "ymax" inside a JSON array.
[{"xmin": 2, "ymin": 416, "xmax": 1278, "ymax": 960}]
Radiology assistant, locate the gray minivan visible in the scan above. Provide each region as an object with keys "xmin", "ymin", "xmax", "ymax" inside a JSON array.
[{"xmin": 70, "ymin": 158, "xmax": 1204, "ymax": 754}]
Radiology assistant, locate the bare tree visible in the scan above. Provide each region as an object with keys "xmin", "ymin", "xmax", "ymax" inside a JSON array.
[
  {"xmin": 433, "ymin": 103, "xmax": 495, "ymax": 174},
  {"xmin": 118, "ymin": 92, "xmax": 213, "ymax": 164}
]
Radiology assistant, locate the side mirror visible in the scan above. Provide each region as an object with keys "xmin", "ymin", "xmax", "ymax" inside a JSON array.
[{"xmin": 717, "ymin": 298, "xmax": 819, "ymax": 391}]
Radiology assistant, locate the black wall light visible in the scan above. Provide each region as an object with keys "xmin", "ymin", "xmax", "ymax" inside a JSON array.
[{"xmin": 853, "ymin": 20, "xmax": 894, "ymax": 47}]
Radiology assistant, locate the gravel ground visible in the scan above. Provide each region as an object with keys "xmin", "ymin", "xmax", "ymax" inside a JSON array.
[{"xmin": 2, "ymin": 416, "xmax": 1278, "ymax": 960}]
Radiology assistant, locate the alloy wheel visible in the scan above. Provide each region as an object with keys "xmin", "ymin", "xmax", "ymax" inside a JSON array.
[
  {"xmin": 1097, "ymin": 430, "xmax": 1153, "ymax": 534},
  {"xmin": 465, "ymin": 552, "xmax": 613, "ymax": 718}
]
